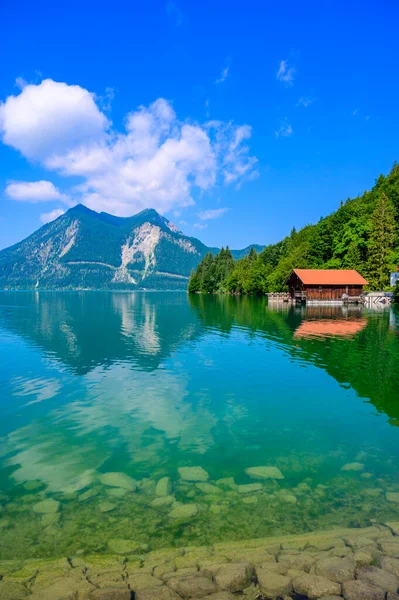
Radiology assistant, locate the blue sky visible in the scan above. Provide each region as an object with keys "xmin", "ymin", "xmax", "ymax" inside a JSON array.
[{"xmin": 0, "ymin": 0, "xmax": 398, "ymax": 251}]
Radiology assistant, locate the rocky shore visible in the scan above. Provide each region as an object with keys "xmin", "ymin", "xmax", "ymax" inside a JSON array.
[{"xmin": 1, "ymin": 521, "xmax": 399, "ymax": 600}]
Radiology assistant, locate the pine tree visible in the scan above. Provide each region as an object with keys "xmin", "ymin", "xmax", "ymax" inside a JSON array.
[
  {"xmin": 367, "ymin": 193, "xmax": 397, "ymax": 289},
  {"xmin": 188, "ymin": 269, "xmax": 200, "ymax": 293}
]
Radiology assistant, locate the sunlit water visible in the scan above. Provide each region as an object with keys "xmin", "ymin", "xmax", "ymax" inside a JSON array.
[{"xmin": 0, "ymin": 292, "xmax": 398, "ymax": 560}]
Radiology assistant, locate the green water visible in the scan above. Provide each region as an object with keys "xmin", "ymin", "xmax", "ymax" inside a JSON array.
[{"xmin": 0, "ymin": 291, "xmax": 399, "ymax": 560}]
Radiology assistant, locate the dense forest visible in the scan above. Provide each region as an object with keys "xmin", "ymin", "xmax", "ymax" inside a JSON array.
[{"xmin": 188, "ymin": 163, "xmax": 399, "ymax": 295}]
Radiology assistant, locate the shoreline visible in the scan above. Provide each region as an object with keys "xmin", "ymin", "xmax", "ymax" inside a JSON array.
[{"xmin": 1, "ymin": 521, "xmax": 399, "ymax": 599}]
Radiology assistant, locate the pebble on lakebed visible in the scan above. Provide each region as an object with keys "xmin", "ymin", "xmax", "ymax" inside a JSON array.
[
  {"xmin": 341, "ymin": 462, "xmax": 364, "ymax": 472},
  {"xmin": 245, "ymin": 466, "xmax": 284, "ymax": 480},
  {"xmin": 178, "ymin": 467, "xmax": 209, "ymax": 482},
  {"xmin": 98, "ymin": 472, "xmax": 137, "ymax": 490},
  {"xmin": 32, "ymin": 498, "xmax": 61, "ymax": 514}
]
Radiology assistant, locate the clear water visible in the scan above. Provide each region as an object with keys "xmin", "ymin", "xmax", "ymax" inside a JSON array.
[{"xmin": 0, "ymin": 291, "xmax": 398, "ymax": 560}]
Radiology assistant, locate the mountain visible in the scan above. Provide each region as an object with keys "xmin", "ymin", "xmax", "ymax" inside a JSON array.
[{"xmin": 0, "ymin": 205, "xmax": 264, "ymax": 290}]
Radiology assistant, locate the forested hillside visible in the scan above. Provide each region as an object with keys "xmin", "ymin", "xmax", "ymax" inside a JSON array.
[{"xmin": 189, "ymin": 163, "xmax": 399, "ymax": 294}]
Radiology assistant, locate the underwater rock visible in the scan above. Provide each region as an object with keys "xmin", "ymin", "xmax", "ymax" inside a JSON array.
[
  {"xmin": 23, "ymin": 480, "xmax": 45, "ymax": 492},
  {"xmin": 178, "ymin": 467, "xmax": 209, "ymax": 482},
  {"xmin": 378, "ymin": 557, "xmax": 399, "ymax": 578},
  {"xmin": 278, "ymin": 492, "xmax": 297, "ymax": 504},
  {"xmin": 135, "ymin": 586, "xmax": 181, "ymax": 600},
  {"xmin": 342, "ymin": 579, "xmax": 385, "ymax": 600},
  {"xmin": 105, "ymin": 487, "xmax": 128, "ymax": 498},
  {"xmin": 41, "ymin": 513, "xmax": 60, "ymax": 527},
  {"xmin": 386, "ymin": 492, "xmax": 399, "ymax": 504},
  {"xmin": 108, "ymin": 538, "xmax": 145, "ymax": 555},
  {"xmin": 99, "ymin": 502, "xmax": 116, "ymax": 513},
  {"xmin": 341, "ymin": 462, "xmax": 364, "ymax": 472},
  {"xmin": 32, "ymin": 499, "xmax": 60, "ymax": 514},
  {"xmin": 151, "ymin": 495, "xmax": 175, "ymax": 508},
  {"xmin": 90, "ymin": 590, "xmax": 131, "ymax": 600},
  {"xmin": 216, "ymin": 477, "xmax": 237, "ymax": 489},
  {"xmin": 168, "ymin": 573, "xmax": 217, "ymax": 597},
  {"xmin": 357, "ymin": 566, "xmax": 399, "ymax": 593},
  {"xmin": 213, "ymin": 563, "xmax": 254, "ymax": 592},
  {"xmin": 156, "ymin": 477, "xmax": 172, "ymax": 497},
  {"xmin": 0, "ymin": 581, "xmax": 30, "ymax": 599},
  {"xmin": 209, "ymin": 504, "xmax": 223, "ymax": 514},
  {"xmin": 315, "ymin": 556, "xmax": 356, "ymax": 583},
  {"xmin": 78, "ymin": 488, "xmax": 99, "ymax": 502},
  {"xmin": 196, "ymin": 483, "xmax": 222, "ymax": 495},
  {"xmin": 99, "ymin": 472, "xmax": 137, "ymax": 491},
  {"xmin": 168, "ymin": 503, "xmax": 199, "ymax": 519},
  {"xmin": 256, "ymin": 568, "xmax": 293, "ymax": 597},
  {"xmin": 237, "ymin": 484, "xmax": 262, "ymax": 494},
  {"xmin": 293, "ymin": 573, "xmax": 341, "ymax": 599},
  {"xmin": 242, "ymin": 496, "xmax": 258, "ymax": 504},
  {"xmin": 245, "ymin": 466, "xmax": 284, "ymax": 480}
]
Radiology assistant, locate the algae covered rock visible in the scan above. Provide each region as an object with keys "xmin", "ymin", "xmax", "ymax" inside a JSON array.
[
  {"xmin": 315, "ymin": 555, "xmax": 356, "ymax": 583},
  {"xmin": 178, "ymin": 467, "xmax": 209, "ymax": 482},
  {"xmin": 237, "ymin": 483, "xmax": 262, "ymax": 494},
  {"xmin": 90, "ymin": 589, "xmax": 131, "ymax": 599},
  {"xmin": 151, "ymin": 495, "xmax": 175, "ymax": 508},
  {"xmin": 135, "ymin": 587, "xmax": 181, "ymax": 600},
  {"xmin": 341, "ymin": 462, "xmax": 364, "ymax": 472},
  {"xmin": 168, "ymin": 503, "xmax": 199, "ymax": 520},
  {"xmin": 99, "ymin": 472, "xmax": 137, "ymax": 491},
  {"xmin": 99, "ymin": 501, "xmax": 116, "ymax": 513},
  {"xmin": 386, "ymin": 492, "xmax": 399, "ymax": 504},
  {"xmin": 293, "ymin": 573, "xmax": 341, "ymax": 599},
  {"xmin": 0, "ymin": 581, "xmax": 30, "ymax": 599},
  {"xmin": 357, "ymin": 565, "xmax": 399, "ymax": 593},
  {"xmin": 168, "ymin": 573, "xmax": 217, "ymax": 597},
  {"xmin": 245, "ymin": 466, "xmax": 284, "ymax": 480},
  {"xmin": 256, "ymin": 568, "xmax": 293, "ymax": 597},
  {"xmin": 342, "ymin": 579, "xmax": 385, "ymax": 600},
  {"xmin": 213, "ymin": 562, "xmax": 254, "ymax": 592},
  {"xmin": 108, "ymin": 538, "xmax": 145, "ymax": 555},
  {"xmin": 32, "ymin": 498, "xmax": 60, "ymax": 514},
  {"xmin": 41, "ymin": 512, "xmax": 60, "ymax": 527},
  {"xmin": 156, "ymin": 477, "xmax": 172, "ymax": 497},
  {"xmin": 196, "ymin": 482, "xmax": 222, "ymax": 495}
]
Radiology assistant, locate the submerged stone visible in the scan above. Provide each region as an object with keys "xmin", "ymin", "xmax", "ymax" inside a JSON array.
[
  {"xmin": 196, "ymin": 483, "xmax": 222, "ymax": 495},
  {"xmin": 32, "ymin": 499, "xmax": 60, "ymax": 514},
  {"xmin": 168, "ymin": 503, "xmax": 199, "ymax": 519},
  {"xmin": 279, "ymin": 492, "xmax": 297, "ymax": 504},
  {"xmin": 151, "ymin": 495, "xmax": 175, "ymax": 508},
  {"xmin": 23, "ymin": 480, "xmax": 45, "ymax": 492},
  {"xmin": 242, "ymin": 496, "xmax": 258, "ymax": 504},
  {"xmin": 99, "ymin": 472, "xmax": 137, "ymax": 490},
  {"xmin": 99, "ymin": 502, "xmax": 116, "ymax": 513},
  {"xmin": 156, "ymin": 477, "xmax": 172, "ymax": 497},
  {"xmin": 78, "ymin": 488, "xmax": 99, "ymax": 502},
  {"xmin": 41, "ymin": 513, "xmax": 60, "ymax": 527},
  {"xmin": 178, "ymin": 467, "xmax": 209, "ymax": 482},
  {"xmin": 341, "ymin": 462, "xmax": 364, "ymax": 472},
  {"xmin": 237, "ymin": 483, "xmax": 262, "ymax": 494},
  {"xmin": 105, "ymin": 487, "xmax": 128, "ymax": 498},
  {"xmin": 245, "ymin": 466, "xmax": 284, "ymax": 480},
  {"xmin": 108, "ymin": 538, "xmax": 144, "ymax": 555},
  {"xmin": 386, "ymin": 492, "xmax": 399, "ymax": 504}
]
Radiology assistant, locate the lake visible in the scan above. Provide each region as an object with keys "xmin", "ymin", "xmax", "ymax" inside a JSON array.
[{"xmin": 0, "ymin": 291, "xmax": 398, "ymax": 561}]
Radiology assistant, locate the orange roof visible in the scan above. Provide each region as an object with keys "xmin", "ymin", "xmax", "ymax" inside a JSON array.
[
  {"xmin": 291, "ymin": 269, "xmax": 368, "ymax": 285},
  {"xmin": 294, "ymin": 318, "xmax": 367, "ymax": 339}
]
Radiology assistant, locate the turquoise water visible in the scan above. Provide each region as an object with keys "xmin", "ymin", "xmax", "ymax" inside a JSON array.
[{"xmin": 0, "ymin": 291, "xmax": 399, "ymax": 559}]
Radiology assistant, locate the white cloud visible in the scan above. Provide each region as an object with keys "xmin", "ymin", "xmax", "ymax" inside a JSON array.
[
  {"xmin": 197, "ymin": 207, "xmax": 228, "ymax": 220},
  {"xmin": 216, "ymin": 66, "xmax": 230, "ymax": 84},
  {"xmin": 297, "ymin": 96, "xmax": 313, "ymax": 107},
  {"xmin": 276, "ymin": 60, "xmax": 295, "ymax": 85},
  {"xmin": 0, "ymin": 78, "xmax": 108, "ymax": 160},
  {"xmin": 0, "ymin": 79, "xmax": 257, "ymax": 217},
  {"xmin": 193, "ymin": 223, "xmax": 208, "ymax": 230},
  {"xmin": 352, "ymin": 108, "xmax": 358, "ymax": 116},
  {"xmin": 275, "ymin": 121, "xmax": 293, "ymax": 138},
  {"xmin": 5, "ymin": 180, "xmax": 69, "ymax": 203},
  {"xmin": 40, "ymin": 208, "xmax": 65, "ymax": 224},
  {"xmin": 179, "ymin": 220, "xmax": 187, "ymax": 226}
]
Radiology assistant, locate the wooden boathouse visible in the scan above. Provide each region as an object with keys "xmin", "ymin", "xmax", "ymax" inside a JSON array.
[{"xmin": 286, "ymin": 269, "xmax": 368, "ymax": 303}]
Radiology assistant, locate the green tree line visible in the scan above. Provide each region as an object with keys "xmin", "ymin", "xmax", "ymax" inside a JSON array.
[{"xmin": 189, "ymin": 163, "xmax": 399, "ymax": 295}]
